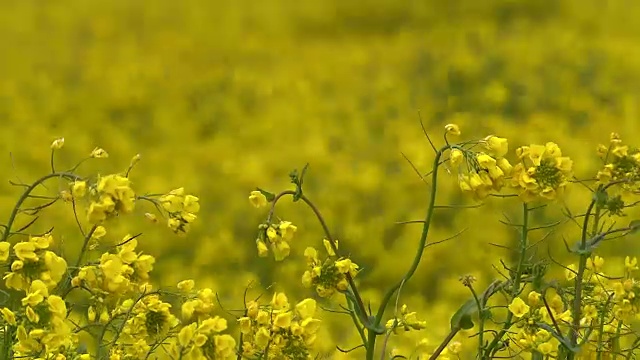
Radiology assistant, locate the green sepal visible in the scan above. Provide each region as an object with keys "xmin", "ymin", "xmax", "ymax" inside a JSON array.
[{"xmin": 255, "ymin": 188, "xmax": 276, "ymax": 202}]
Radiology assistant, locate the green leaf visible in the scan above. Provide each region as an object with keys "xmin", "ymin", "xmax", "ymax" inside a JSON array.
[
  {"xmin": 629, "ymin": 219, "xmax": 640, "ymax": 234},
  {"xmin": 256, "ymin": 188, "xmax": 276, "ymax": 202},
  {"xmin": 450, "ymin": 297, "xmax": 477, "ymax": 330}
]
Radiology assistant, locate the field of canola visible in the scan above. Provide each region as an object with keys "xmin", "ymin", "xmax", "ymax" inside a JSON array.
[{"xmin": 1, "ymin": 0, "xmax": 640, "ymax": 358}]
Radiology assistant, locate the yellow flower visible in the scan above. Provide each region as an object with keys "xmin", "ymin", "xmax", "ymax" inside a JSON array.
[
  {"xmin": 625, "ymin": 256, "xmax": 638, "ymax": 272},
  {"xmin": 25, "ymin": 306, "xmax": 39, "ymax": 323},
  {"xmin": 178, "ymin": 323, "xmax": 195, "ymax": 347},
  {"xmin": 565, "ymin": 263, "xmax": 578, "ymax": 281},
  {"xmin": 71, "ymin": 181, "xmax": 87, "ymax": 198},
  {"xmin": 449, "ymin": 149, "xmax": 464, "ymax": 168},
  {"xmin": 88, "ymin": 306, "xmax": 96, "ymax": 322},
  {"xmin": 14, "ymin": 242, "xmax": 37, "ymax": 261},
  {"xmin": 99, "ymin": 308, "xmax": 110, "ymax": 323},
  {"xmin": 528, "ymin": 291, "xmax": 541, "ymax": 307},
  {"xmin": 274, "ymin": 312, "xmax": 292, "ymax": 328},
  {"xmin": 51, "ymin": 137, "xmax": 65, "ymax": 149},
  {"xmin": 476, "ymin": 153, "xmax": 497, "ymax": 169},
  {"xmin": 199, "ymin": 316, "xmax": 228, "ymax": 333},
  {"xmin": 508, "ymin": 297, "xmax": 530, "ymax": 318},
  {"xmin": 249, "ymin": 191, "xmax": 268, "ymax": 208},
  {"xmin": 271, "ymin": 292, "xmax": 289, "ymax": 310},
  {"xmin": 334, "ymin": 259, "xmax": 352, "ymax": 274},
  {"xmin": 256, "ymin": 239, "xmax": 269, "ymax": 257},
  {"xmin": 1, "ymin": 308, "xmax": 16, "ymax": 326},
  {"xmin": 587, "ymin": 256, "xmax": 605, "ymax": 272},
  {"xmin": 238, "ymin": 317, "xmax": 252, "ymax": 334},
  {"xmin": 0, "ymin": 242, "xmax": 10, "ymax": 262},
  {"xmin": 496, "ymin": 158, "xmax": 513, "ymax": 175},
  {"xmin": 483, "ymin": 136, "xmax": 509, "ymax": 158},
  {"xmin": 448, "ymin": 341, "xmax": 462, "ymax": 354},
  {"xmin": 255, "ymin": 327, "xmax": 270, "ymax": 347},
  {"xmin": 183, "ymin": 195, "xmax": 200, "ymax": 213},
  {"xmin": 22, "ymin": 280, "xmax": 48, "ymax": 307},
  {"xmin": 528, "ymin": 144, "xmax": 547, "ymax": 166},
  {"xmin": 90, "ymin": 147, "xmax": 109, "ymax": 158},
  {"xmin": 47, "ymin": 295, "xmax": 66, "ymax": 317},
  {"xmin": 538, "ymin": 341, "xmax": 554, "ymax": 355},
  {"xmin": 11, "ymin": 260, "xmax": 22, "ymax": 272},
  {"xmin": 279, "ymin": 221, "xmax": 297, "ymax": 241},
  {"xmin": 272, "ymin": 241, "xmax": 290, "ymax": 261},
  {"xmin": 92, "ymin": 226, "xmax": 107, "ymax": 239},
  {"xmin": 444, "ymin": 123, "xmax": 461, "ymax": 136},
  {"xmin": 295, "ymin": 298, "xmax": 317, "ymax": 319},
  {"xmin": 458, "ymin": 175, "xmax": 472, "ymax": 192},
  {"xmin": 177, "ymin": 279, "xmax": 195, "ymax": 292}
]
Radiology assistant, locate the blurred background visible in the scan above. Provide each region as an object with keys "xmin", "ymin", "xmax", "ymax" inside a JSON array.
[{"xmin": 1, "ymin": 0, "xmax": 639, "ymax": 357}]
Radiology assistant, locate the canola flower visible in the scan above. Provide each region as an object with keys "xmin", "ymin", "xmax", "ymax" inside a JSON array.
[
  {"xmin": 2, "ymin": 123, "xmax": 640, "ymax": 360},
  {"xmin": 0, "ymin": 139, "xmax": 320, "ymax": 360},
  {"xmin": 6, "ymin": 3, "xmax": 640, "ymax": 358},
  {"xmin": 247, "ymin": 124, "xmax": 640, "ymax": 360}
]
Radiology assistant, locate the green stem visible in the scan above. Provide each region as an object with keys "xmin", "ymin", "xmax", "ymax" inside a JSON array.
[
  {"xmin": 2, "ymin": 172, "xmax": 78, "ymax": 242},
  {"xmin": 468, "ymin": 285, "xmax": 484, "ymax": 357},
  {"xmin": 611, "ymin": 321, "xmax": 623, "ymax": 360},
  {"xmin": 298, "ymin": 194, "xmax": 371, "ymax": 328},
  {"xmin": 484, "ymin": 202, "xmax": 530, "ymax": 357},
  {"xmin": 370, "ymin": 148, "xmax": 446, "ymax": 359},
  {"xmin": 569, "ymin": 196, "xmax": 600, "ymax": 358},
  {"xmin": 346, "ymin": 296, "xmax": 368, "ymax": 350},
  {"xmin": 428, "ymin": 328, "xmax": 461, "ymax": 360},
  {"xmin": 595, "ymin": 294, "xmax": 614, "ymax": 360}
]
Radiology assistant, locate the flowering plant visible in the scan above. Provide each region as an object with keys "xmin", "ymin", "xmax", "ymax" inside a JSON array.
[{"xmin": 1, "ymin": 125, "xmax": 640, "ymax": 360}]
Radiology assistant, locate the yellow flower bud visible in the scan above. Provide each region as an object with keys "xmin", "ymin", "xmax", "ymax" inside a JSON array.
[
  {"xmin": 90, "ymin": 147, "xmax": 109, "ymax": 158},
  {"xmin": 444, "ymin": 123, "xmax": 461, "ymax": 136},
  {"xmin": 51, "ymin": 137, "xmax": 65, "ymax": 149}
]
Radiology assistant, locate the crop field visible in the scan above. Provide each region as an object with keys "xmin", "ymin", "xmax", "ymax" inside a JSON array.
[{"xmin": 1, "ymin": 1, "xmax": 640, "ymax": 359}]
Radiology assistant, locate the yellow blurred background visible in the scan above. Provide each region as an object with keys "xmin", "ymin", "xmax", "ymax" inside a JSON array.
[{"xmin": 1, "ymin": 0, "xmax": 640, "ymax": 357}]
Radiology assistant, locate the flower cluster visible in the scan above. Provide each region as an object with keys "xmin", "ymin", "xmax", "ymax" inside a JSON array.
[
  {"xmin": 181, "ymin": 286, "xmax": 217, "ymax": 322},
  {"xmin": 5, "ymin": 279, "xmax": 75, "ymax": 357},
  {"xmin": 2, "ymin": 234, "xmax": 67, "ymax": 292},
  {"xmin": 511, "ymin": 142, "xmax": 573, "ymax": 202},
  {"xmin": 563, "ymin": 256, "xmax": 640, "ymax": 358},
  {"xmin": 71, "ymin": 235, "xmax": 155, "ymax": 296},
  {"xmin": 507, "ymin": 291, "xmax": 570, "ymax": 356},
  {"xmin": 0, "ymin": 138, "xmax": 251, "ymax": 360},
  {"xmin": 172, "ymin": 316, "xmax": 236, "ymax": 360},
  {"xmin": 596, "ymin": 133, "xmax": 640, "ymax": 191},
  {"xmin": 450, "ymin": 133, "xmax": 512, "ymax": 200},
  {"xmin": 158, "ymin": 187, "xmax": 201, "ymax": 235},
  {"xmin": 301, "ymin": 241, "xmax": 359, "ymax": 298},
  {"xmin": 82, "ymin": 174, "xmax": 137, "ymax": 224},
  {"xmin": 385, "ymin": 304, "xmax": 427, "ymax": 334},
  {"xmin": 109, "ymin": 294, "xmax": 179, "ymax": 359},
  {"xmin": 446, "ymin": 125, "xmax": 575, "ymax": 203},
  {"xmin": 256, "ymin": 221, "xmax": 298, "ymax": 261},
  {"xmin": 236, "ymin": 293, "xmax": 321, "ymax": 359}
]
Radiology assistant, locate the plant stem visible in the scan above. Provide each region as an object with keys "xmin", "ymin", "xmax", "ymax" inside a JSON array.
[
  {"xmin": 2, "ymin": 172, "xmax": 78, "ymax": 242},
  {"xmin": 484, "ymin": 202, "xmax": 530, "ymax": 357},
  {"xmin": 429, "ymin": 328, "xmax": 461, "ymax": 360},
  {"xmin": 468, "ymin": 285, "xmax": 484, "ymax": 357},
  {"xmin": 569, "ymin": 196, "xmax": 599, "ymax": 358},
  {"xmin": 371, "ymin": 148, "xmax": 446, "ymax": 359}
]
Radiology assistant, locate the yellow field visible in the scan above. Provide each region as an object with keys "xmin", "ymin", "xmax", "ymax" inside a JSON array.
[{"xmin": 1, "ymin": 0, "xmax": 640, "ymax": 358}]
